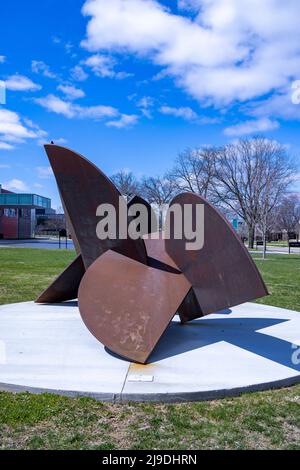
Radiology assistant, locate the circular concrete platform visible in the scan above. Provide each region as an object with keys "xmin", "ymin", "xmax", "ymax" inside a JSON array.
[{"xmin": 0, "ymin": 301, "xmax": 300, "ymax": 402}]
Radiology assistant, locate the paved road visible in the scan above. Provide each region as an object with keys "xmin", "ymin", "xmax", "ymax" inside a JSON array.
[
  {"xmin": 250, "ymin": 245, "xmax": 300, "ymax": 255},
  {"xmin": 0, "ymin": 239, "xmax": 300, "ymax": 255},
  {"xmin": 0, "ymin": 238, "xmax": 75, "ymax": 250}
]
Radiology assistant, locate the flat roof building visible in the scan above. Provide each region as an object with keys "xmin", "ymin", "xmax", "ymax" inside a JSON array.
[{"xmin": 0, "ymin": 184, "xmax": 53, "ymax": 239}]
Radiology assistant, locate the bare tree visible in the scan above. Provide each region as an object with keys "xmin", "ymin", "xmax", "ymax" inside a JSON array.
[
  {"xmin": 213, "ymin": 137, "xmax": 296, "ymax": 249},
  {"xmin": 56, "ymin": 206, "xmax": 64, "ymax": 215},
  {"xmin": 140, "ymin": 175, "xmax": 178, "ymax": 205},
  {"xmin": 36, "ymin": 214, "xmax": 66, "ymax": 235},
  {"xmin": 257, "ymin": 206, "xmax": 278, "ymax": 259},
  {"xmin": 276, "ymin": 194, "xmax": 300, "ymax": 238},
  {"xmin": 169, "ymin": 147, "xmax": 217, "ymax": 199},
  {"xmin": 110, "ymin": 170, "xmax": 140, "ymax": 197}
]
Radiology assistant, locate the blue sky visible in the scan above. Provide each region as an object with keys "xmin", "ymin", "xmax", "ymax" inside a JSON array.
[{"xmin": 1, "ymin": 0, "xmax": 300, "ymax": 209}]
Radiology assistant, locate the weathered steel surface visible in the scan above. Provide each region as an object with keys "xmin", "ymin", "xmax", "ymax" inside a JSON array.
[
  {"xmin": 36, "ymin": 144, "xmax": 268, "ymax": 362},
  {"xmin": 36, "ymin": 254, "xmax": 85, "ymax": 303},
  {"xmin": 36, "ymin": 191, "xmax": 151, "ymax": 305},
  {"xmin": 144, "ymin": 234, "xmax": 201, "ymax": 321},
  {"xmin": 44, "ymin": 145, "xmax": 148, "ymax": 269},
  {"xmin": 128, "ymin": 195, "xmax": 158, "ymax": 236},
  {"xmin": 61, "ymin": 196, "xmax": 81, "ymax": 254},
  {"xmin": 144, "ymin": 234, "xmax": 202, "ymax": 322},
  {"xmin": 35, "ymin": 195, "xmax": 85, "ymax": 305},
  {"xmin": 165, "ymin": 193, "xmax": 268, "ymax": 320},
  {"xmin": 78, "ymin": 250, "xmax": 191, "ymax": 363},
  {"xmin": 144, "ymin": 232, "xmax": 181, "ymax": 272},
  {"xmin": 177, "ymin": 288, "xmax": 202, "ymax": 323}
]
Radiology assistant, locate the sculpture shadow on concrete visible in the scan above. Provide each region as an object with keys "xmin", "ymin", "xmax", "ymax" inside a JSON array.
[{"xmin": 36, "ymin": 145, "xmax": 268, "ymax": 363}]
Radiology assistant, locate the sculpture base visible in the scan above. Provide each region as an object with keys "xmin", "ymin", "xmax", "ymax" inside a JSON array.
[{"xmin": 0, "ymin": 301, "xmax": 299, "ymax": 403}]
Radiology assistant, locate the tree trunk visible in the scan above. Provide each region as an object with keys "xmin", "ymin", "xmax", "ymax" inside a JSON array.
[
  {"xmin": 262, "ymin": 228, "xmax": 267, "ymax": 259},
  {"xmin": 248, "ymin": 225, "xmax": 255, "ymax": 249}
]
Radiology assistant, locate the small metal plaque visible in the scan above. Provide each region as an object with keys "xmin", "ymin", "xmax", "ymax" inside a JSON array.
[{"xmin": 128, "ymin": 375, "xmax": 154, "ymax": 383}]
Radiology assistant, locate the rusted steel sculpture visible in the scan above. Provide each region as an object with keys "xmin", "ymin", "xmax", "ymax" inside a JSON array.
[{"xmin": 36, "ymin": 145, "xmax": 268, "ymax": 363}]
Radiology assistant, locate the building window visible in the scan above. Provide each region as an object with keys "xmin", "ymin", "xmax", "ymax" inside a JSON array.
[
  {"xmin": 4, "ymin": 208, "xmax": 17, "ymax": 217},
  {"xmin": 19, "ymin": 209, "xmax": 30, "ymax": 218}
]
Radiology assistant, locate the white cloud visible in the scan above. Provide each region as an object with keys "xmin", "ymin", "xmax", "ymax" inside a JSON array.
[
  {"xmin": 3, "ymin": 179, "xmax": 29, "ymax": 192},
  {"xmin": 35, "ymin": 94, "xmax": 118, "ymax": 120},
  {"xmin": 78, "ymin": 105, "xmax": 118, "ymax": 119},
  {"xmin": 84, "ymin": 54, "xmax": 113, "ymax": 77},
  {"xmin": 36, "ymin": 166, "xmax": 53, "ymax": 179},
  {"xmin": 35, "ymin": 95, "xmax": 75, "ymax": 118},
  {"xmin": 128, "ymin": 94, "xmax": 154, "ymax": 118},
  {"xmin": 224, "ymin": 118, "xmax": 279, "ymax": 137},
  {"xmin": 0, "ymin": 163, "xmax": 11, "ymax": 168},
  {"xmin": 70, "ymin": 65, "xmax": 88, "ymax": 81},
  {"xmin": 247, "ymin": 89, "xmax": 300, "ymax": 122},
  {"xmin": 23, "ymin": 118, "xmax": 48, "ymax": 145},
  {"xmin": 52, "ymin": 37, "xmax": 77, "ymax": 57},
  {"xmin": 31, "ymin": 60, "xmax": 57, "ymax": 79},
  {"xmin": 159, "ymin": 104, "xmax": 219, "ymax": 124},
  {"xmin": 4, "ymin": 74, "xmax": 41, "ymax": 91},
  {"xmin": 0, "ymin": 109, "xmax": 37, "ymax": 141},
  {"xmin": 0, "ymin": 56, "xmax": 6, "ymax": 63},
  {"xmin": 137, "ymin": 96, "xmax": 154, "ymax": 108},
  {"xmin": 0, "ymin": 109, "xmax": 47, "ymax": 149},
  {"xmin": 65, "ymin": 42, "xmax": 74, "ymax": 54},
  {"xmin": 0, "ymin": 142, "xmax": 14, "ymax": 150},
  {"xmin": 81, "ymin": 0, "xmax": 300, "ymax": 108},
  {"xmin": 159, "ymin": 105, "xmax": 198, "ymax": 120},
  {"xmin": 106, "ymin": 114, "xmax": 139, "ymax": 128},
  {"xmin": 136, "ymin": 96, "xmax": 154, "ymax": 118},
  {"xmin": 57, "ymin": 84, "xmax": 85, "ymax": 99},
  {"xmin": 52, "ymin": 137, "xmax": 68, "ymax": 145},
  {"xmin": 84, "ymin": 54, "xmax": 132, "ymax": 79}
]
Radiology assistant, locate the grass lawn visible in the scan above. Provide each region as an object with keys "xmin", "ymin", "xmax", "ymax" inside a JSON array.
[
  {"xmin": 0, "ymin": 247, "xmax": 299, "ymax": 450},
  {"xmin": 254, "ymin": 254, "xmax": 300, "ymax": 311},
  {"xmin": 0, "ymin": 388, "xmax": 299, "ymax": 450},
  {"xmin": 0, "ymin": 248, "xmax": 75, "ymax": 305}
]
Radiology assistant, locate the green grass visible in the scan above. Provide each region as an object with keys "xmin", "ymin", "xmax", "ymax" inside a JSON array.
[
  {"xmin": 0, "ymin": 387, "xmax": 299, "ymax": 450},
  {"xmin": 0, "ymin": 248, "xmax": 75, "ymax": 305},
  {"xmin": 254, "ymin": 254, "xmax": 300, "ymax": 311},
  {"xmin": 0, "ymin": 248, "xmax": 299, "ymax": 450},
  {"xmin": 1, "ymin": 248, "xmax": 299, "ymax": 311}
]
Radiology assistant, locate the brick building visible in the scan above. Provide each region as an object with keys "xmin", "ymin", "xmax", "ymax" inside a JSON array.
[{"xmin": 0, "ymin": 184, "xmax": 53, "ymax": 239}]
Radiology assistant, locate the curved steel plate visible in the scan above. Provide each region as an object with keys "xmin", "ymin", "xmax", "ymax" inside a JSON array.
[
  {"xmin": 128, "ymin": 195, "xmax": 158, "ymax": 235},
  {"xmin": 165, "ymin": 193, "xmax": 268, "ymax": 319},
  {"xmin": 177, "ymin": 288, "xmax": 202, "ymax": 323},
  {"xmin": 36, "ymin": 190, "xmax": 151, "ymax": 305},
  {"xmin": 36, "ymin": 254, "xmax": 85, "ymax": 303},
  {"xmin": 78, "ymin": 250, "xmax": 191, "ymax": 363},
  {"xmin": 144, "ymin": 232, "xmax": 181, "ymax": 272},
  {"xmin": 44, "ymin": 145, "xmax": 147, "ymax": 268},
  {"xmin": 144, "ymin": 234, "xmax": 201, "ymax": 322}
]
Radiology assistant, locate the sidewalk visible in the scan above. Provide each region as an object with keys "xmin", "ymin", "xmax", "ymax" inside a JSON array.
[{"xmin": 0, "ymin": 238, "xmax": 75, "ymax": 250}]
